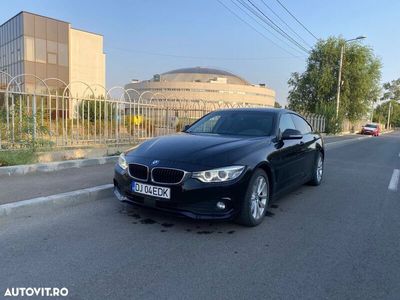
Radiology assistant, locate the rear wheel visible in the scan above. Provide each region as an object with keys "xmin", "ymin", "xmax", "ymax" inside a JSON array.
[
  {"xmin": 236, "ymin": 169, "xmax": 269, "ymax": 227},
  {"xmin": 308, "ymin": 151, "xmax": 324, "ymax": 186}
]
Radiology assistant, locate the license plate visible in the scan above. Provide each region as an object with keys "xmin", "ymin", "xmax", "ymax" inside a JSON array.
[{"xmin": 131, "ymin": 181, "xmax": 170, "ymax": 199}]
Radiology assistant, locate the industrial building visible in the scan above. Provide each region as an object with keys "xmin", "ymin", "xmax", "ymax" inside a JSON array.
[
  {"xmin": 0, "ymin": 11, "xmax": 105, "ymax": 97},
  {"xmin": 125, "ymin": 67, "xmax": 275, "ymax": 106}
]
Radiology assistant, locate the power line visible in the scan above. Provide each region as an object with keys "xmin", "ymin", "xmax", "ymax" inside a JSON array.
[
  {"xmin": 233, "ymin": 0, "xmax": 310, "ymax": 54},
  {"xmin": 108, "ymin": 46, "xmax": 304, "ymax": 61},
  {"xmin": 217, "ymin": 0, "xmax": 299, "ymax": 57},
  {"xmin": 260, "ymin": 0, "xmax": 313, "ymax": 48},
  {"xmin": 216, "ymin": 0, "xmax": 304, "ymax": 58},
  {"xmin": 230, "ymin": 0, "xmax": 306, "ymax": 56},
  {"xmin": 274, "ymin": 0, "xmax": 319, "ymax": 40},
  {"xmin": 244, "ymin": 0, "xmax": 310, "ymax": 53}
]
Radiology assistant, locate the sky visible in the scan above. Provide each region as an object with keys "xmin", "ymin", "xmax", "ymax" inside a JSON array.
[{"xmin": 1, "ymin": 0, "xmax": 400, "ymax": 105}]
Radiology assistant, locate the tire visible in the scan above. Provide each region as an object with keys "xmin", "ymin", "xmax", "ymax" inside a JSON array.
[
  {"xmin": 236, "ymin": 169, "xmax": 270, "ymax": 227},
  {"xmin": 308, "ymin": 151, "xmax": 324, "ymax": 186}
]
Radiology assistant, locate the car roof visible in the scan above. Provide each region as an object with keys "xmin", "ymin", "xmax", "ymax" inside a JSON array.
[{"xmin": 214, "ymin": 107, "xmax": 296, "ymax": 115}]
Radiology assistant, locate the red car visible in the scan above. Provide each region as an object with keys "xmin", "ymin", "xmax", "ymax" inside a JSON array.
[{"xmin": 361, "ymin": 123, "xmax": 381, "ymax": 136}]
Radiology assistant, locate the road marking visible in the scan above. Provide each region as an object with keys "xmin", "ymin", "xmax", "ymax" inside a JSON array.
[{"xmin": 388, "ymin": 169, "xmax": 400, "ymax": 192}]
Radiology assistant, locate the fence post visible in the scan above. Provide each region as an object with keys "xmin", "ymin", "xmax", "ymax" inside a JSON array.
[
  {"xmin": 165, "ymin": 107, "xmax": 169, "ymax": 135},
  {"xmin": 0, "ymin": 121, "xmax": 1, "ymax": 149},
  {"xmin": 94, "ymin": 97, "xmax": 97, "ymax": 144},
  {"xmin": 32, "ymin": 94, "xmax": 37, "ymax": 147},
  {"xmin": 11, "ymin": 94, "xmax": 15, "ymax": 145},
  {"xmin": 105, "ymin": 99, "xmax": 108, "ymax": 141},
  {"xmin": 115, "ymin": 103, "xmax": 119, "ymax": 143},
  {"xmin": 5, "ymin": 91, "xmax": 9, "ymax": 140},
  {"xmin": 18, "ymin": 94, "xmax": 22, "ymax": 142}
]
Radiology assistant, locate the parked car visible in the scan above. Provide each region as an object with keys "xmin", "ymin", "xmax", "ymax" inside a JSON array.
[
  {"xmin": 361, "ymin": 123, "xmax": 381, "ymax": 136},
  {"xmin": 114, "ymin": 108, "xmax": 324, "ymax": 226}
]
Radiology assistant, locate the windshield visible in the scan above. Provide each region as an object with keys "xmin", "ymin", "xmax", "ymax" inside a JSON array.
[
  {"xmin": 365, "ymin": 124, "xmax": 377, "ymax": 128},
  {"xmin": 186, "ymin": 111, "xmax": 275, "ymax": 136}
]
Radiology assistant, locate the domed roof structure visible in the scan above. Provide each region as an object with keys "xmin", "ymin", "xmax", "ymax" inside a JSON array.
[
  {"xmin": 126, "ymin": 66, "xmax": 275, "ymax": 107},
  {"xmin": 160, "ymin": 67, "xmax": 249, "ymax": 85}
]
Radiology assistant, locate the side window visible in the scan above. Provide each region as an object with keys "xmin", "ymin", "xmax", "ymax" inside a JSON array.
[
  {"xmin": 291, "ymin": 114, "xmax": 312, "ymax": 134},
  {"xmin": 279, "ymin": 114, "xmax": 296, "ymax": 134}
]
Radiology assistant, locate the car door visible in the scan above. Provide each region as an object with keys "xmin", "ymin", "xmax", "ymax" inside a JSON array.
[
  {"xmin": 269, "ymin": 113, "xmax": 304, "ymax": 191},
  {"xmin": 290, "ymin": 114, "xmax": 316, "ymax": 179}
]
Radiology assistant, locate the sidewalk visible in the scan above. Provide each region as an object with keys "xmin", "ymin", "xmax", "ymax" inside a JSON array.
[{"xmin": 0, "ymin": 162, "xmax": 115, "ymax": 205}]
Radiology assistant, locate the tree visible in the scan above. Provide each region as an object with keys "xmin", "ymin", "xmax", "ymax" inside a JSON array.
[
  {"xmin": 288, "ymin": 37, "xmax": 381, "ymax": 128},
  {"xmin": 373, "ymin": 100, "xmax": 400, "ymax": 128},
  {"xmin": 381, "ymin": 78, "xmax": 400, "ymax": 102},
  {"xmin": 373, "ymin": 79, "xmax": 400, "ymax": 127},
  {"xmin": 274, "ymin": 101, "xmax": 282, "ymax": 108}
]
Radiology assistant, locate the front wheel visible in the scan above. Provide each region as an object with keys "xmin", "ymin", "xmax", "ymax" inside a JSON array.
[
  {"xmin": 236, "ymin": 169, "xmax": 270, "ymax": 227},
  {"xmin": 308, "ymin": 151, "xmax": 324, "ymax": 186}
]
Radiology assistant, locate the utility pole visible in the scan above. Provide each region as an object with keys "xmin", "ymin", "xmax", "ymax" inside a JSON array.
[
  {"xmin": 387, "ymin": 101, "xmax": 392, "ymax": 130},
  {"xmin": 335, "ymin": 36, "xmax": 366, "ymax": 119},
  {"xmin": 336, "ymin": 44, "xmax": 344, "ymax": 118}
]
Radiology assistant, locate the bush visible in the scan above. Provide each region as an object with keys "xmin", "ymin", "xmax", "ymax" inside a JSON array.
[
  {"xmin": 0, "ymin": 149, "xmax": 36, "ymax": 166},
  {"xmin": 315, "ymin": 102, "xmax": 342, "ymax": 134}
]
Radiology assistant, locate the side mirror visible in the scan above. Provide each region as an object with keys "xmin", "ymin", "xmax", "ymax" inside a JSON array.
[
  {"xmin": 281, "ymin": 128, "xmax": 302, "ymax": 140},
  {"xmin": 182, "ymin": 124, "xmax": 190, "ymax": 132}
]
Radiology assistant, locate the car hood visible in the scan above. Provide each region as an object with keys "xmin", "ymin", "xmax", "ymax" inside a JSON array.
[
  {"xmin": 126, "ymin": 133, "xmax": 271, "ymax": 167},
  {"xmin": 363, "ymin": 126, "xmax": 377, "ymax": 131}
]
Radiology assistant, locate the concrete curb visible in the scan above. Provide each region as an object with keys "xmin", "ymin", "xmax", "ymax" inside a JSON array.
[
  {"xmin": 0, "ymin": 184, "xmax": 114, "ymax": 219},
  {"xmin": 0, "ymin": 156, "xmax": 118, "ymax": 177}
]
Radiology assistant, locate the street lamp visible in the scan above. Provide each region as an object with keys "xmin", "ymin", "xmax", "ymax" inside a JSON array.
[{"xmin": 336, "ymin": 36, "xmax": 366, "ymax": 118}]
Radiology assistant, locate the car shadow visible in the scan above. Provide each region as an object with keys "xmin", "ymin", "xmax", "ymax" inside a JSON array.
[{"xmin": 117, "ymin": 201, "xmax": 278, "ymax": 235}]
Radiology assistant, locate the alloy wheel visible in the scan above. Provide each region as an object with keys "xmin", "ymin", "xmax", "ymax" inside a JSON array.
[
  {"xmin": 316, "ymin": 155, "xmax": 323, "ymax": 182},
  {"xmin": 250, "ymin": 176, "xmax": 268, "ymax": 220}
]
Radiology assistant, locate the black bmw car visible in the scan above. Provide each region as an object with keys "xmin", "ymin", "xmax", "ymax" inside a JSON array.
[{"xmin": 114, "ymin": 108, "xmax": 324, "ymax": 226}]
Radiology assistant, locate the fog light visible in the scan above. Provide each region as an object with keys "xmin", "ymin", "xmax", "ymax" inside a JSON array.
[{"xmin": 216, "ymin": 201, "xmax": 226, "ymax": 210}]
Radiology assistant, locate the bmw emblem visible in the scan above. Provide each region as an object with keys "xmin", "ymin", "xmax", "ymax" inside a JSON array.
[{"xmin": 151, "ymin": 160, "xmax": 160, "ymax": 166}]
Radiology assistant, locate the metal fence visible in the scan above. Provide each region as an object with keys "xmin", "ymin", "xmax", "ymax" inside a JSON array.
[{"xmin": 0, "ymin": 75, "xmax": 326, "ymax": 150}]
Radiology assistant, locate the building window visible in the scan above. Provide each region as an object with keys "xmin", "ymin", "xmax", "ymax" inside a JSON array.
[
  {"xmin": 35, "ymin": 38, "xmax": 46, "ymax": 63},
  {"xmin": 58, "ymin": 43, "xmax": 68, "ymax": 66},
  {"xmin": 24, "ymin": 36, "xmax": 35, "ymax": 62},
  {"xmin": 47, "ymin": 40, "xmax": 57, "ymax": 53},
  {"xmin": 47, "ymin": 53, "xmax": 57, "ymax": 64}
]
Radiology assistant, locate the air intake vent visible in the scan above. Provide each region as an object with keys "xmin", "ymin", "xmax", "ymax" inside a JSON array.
[
  {"xmin": 152, "ymin": 168, "xmax": 185, "ymax": 184},
  {"xmin": 128, "ymin": 164, "xmax": 148, "ymax": 181}
]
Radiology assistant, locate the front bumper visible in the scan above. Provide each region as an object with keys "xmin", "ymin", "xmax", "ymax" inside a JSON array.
[
  {"xmin": 113, "ymin": 164, "xmax": 250, "ymax": 220},
  {"xmin": 361, "ymin": 130, "xmax": 377, "ymax": 135}
]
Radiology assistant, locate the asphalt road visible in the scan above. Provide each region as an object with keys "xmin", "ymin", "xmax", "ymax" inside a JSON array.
[{"xmin": 0, "ymin": 132, "xmax": 399, "ymax": 299}]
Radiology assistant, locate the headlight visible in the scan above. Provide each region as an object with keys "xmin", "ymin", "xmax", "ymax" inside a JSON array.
[
  {"xmin": 192, "ymin": 166, "xmax": 245, "ymax": 183},
  {"xmin": 118, "ymin": 153, "xmax": 128, "ymax": 170}
]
